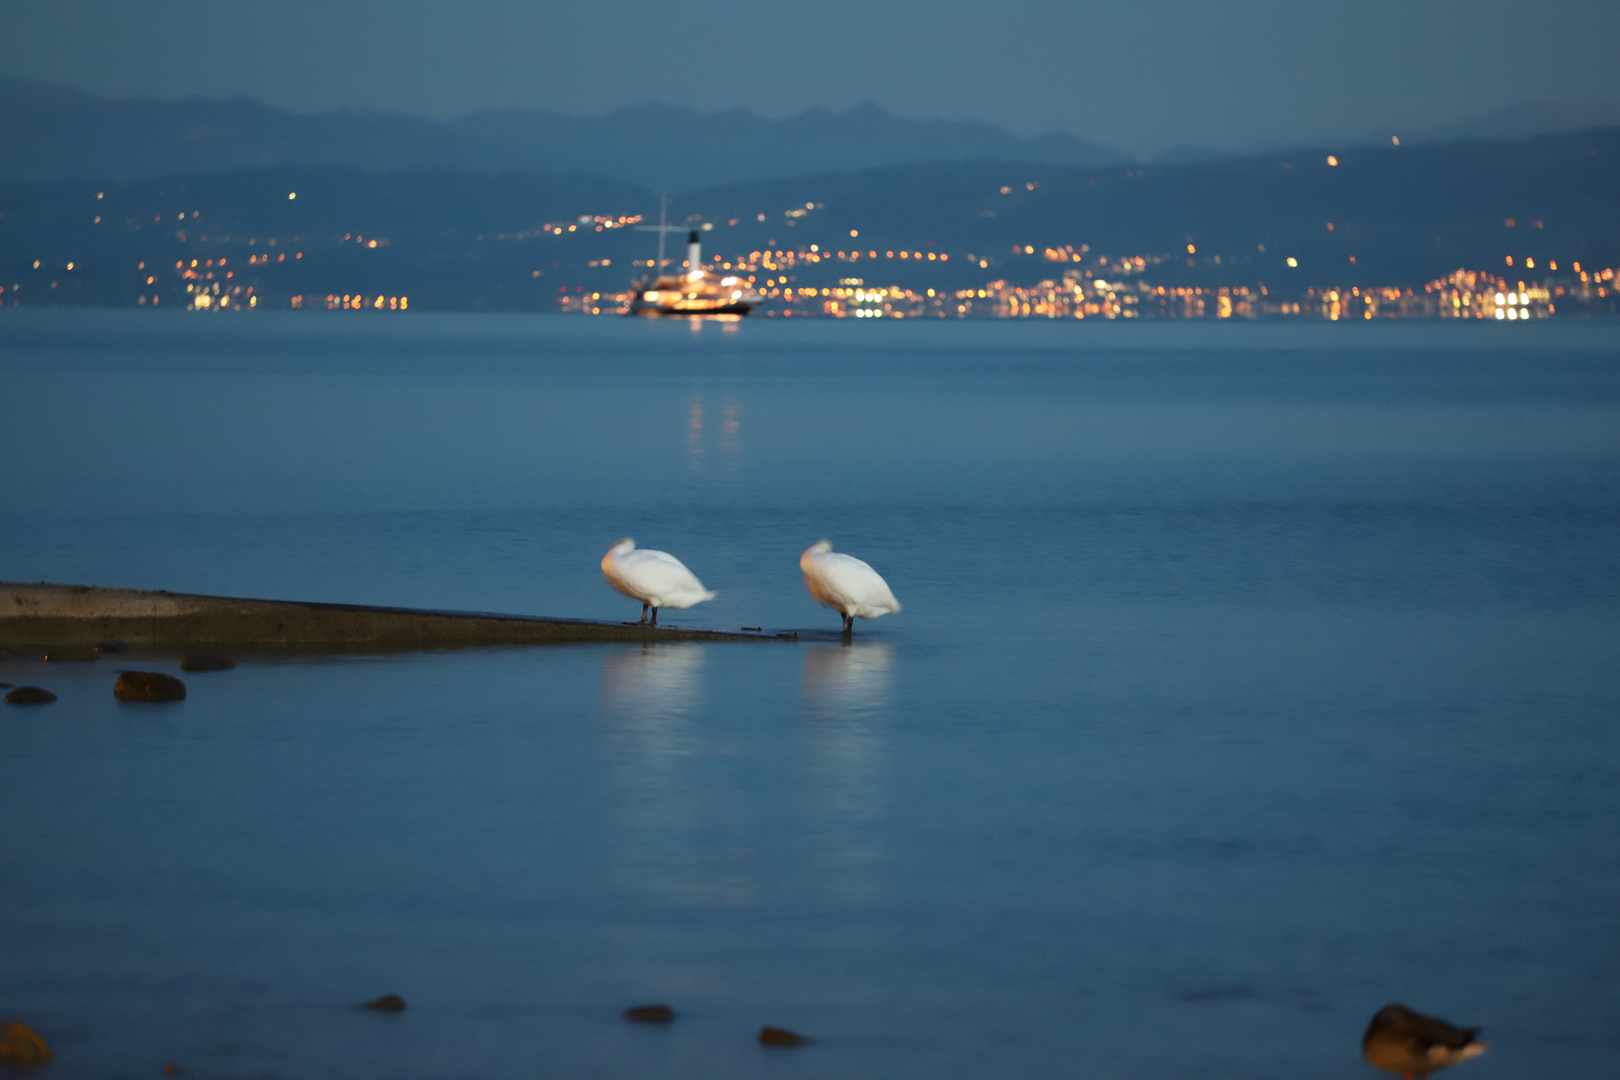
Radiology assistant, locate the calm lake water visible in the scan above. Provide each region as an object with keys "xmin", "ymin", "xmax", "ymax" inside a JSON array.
[{"xmin": 2, "ymin": 310, "xmax": 1618, "ymax": 1080}]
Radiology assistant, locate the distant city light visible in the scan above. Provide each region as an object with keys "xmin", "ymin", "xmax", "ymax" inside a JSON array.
[
  {"xmin": 1287, "ymin": 257, "xmax": 1299, "ymax": 267},
  {"xmin": 850, "ymin": 230, "xmax": 859, "ymax": 237},
  {"xmin": 288, "ymin": 192, "xmax": 297, "ymax": 200},
  {"xmin": 1391, "ymin": 136, "xmax": 1400, "ymax": 145},
  {"xmin": 1326, "ymin": 155, "xmax": 1339, "ymax": 166}
]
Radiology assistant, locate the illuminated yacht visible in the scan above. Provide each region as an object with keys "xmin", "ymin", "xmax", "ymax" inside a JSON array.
[{"xmin": 627, "ymin": 204, "xmax": 760, "ymax": 317}]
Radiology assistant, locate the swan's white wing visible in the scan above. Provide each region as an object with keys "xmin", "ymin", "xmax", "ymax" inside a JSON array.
[
  {"xmin": 618, "ymin": 549, "xmax": 716, "ymax": 609},
  {"xmin": 811, "ymin": 551, "xmax": 900, "ymax": 618}
]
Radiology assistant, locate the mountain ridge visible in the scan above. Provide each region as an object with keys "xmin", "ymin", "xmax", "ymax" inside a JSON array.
[{"xmin": 0, "ymin": 77, "xmax": 1129, "ymax": 192}]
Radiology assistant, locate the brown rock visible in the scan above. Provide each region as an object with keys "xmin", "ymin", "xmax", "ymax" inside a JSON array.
[
  {"xmin": 0, "ymin": 1021, "xmax": 53, "ymax": 1065},
  {"xmin": 623, "ymin": 1004, "xmax": 676, "ymax": 1024},
  {"xmin": 364, "ymin": 994, "xmax": 407, "ymax": 1012},
  {"xmin": 180, "ymin": 655, "xmax": 236, "ymax": 672},
  {"xmin": 758, "ymin": 1025, "xmax": 808, "ymax": 1047},
  {"xmin": 114, "ymin": 671, "xmax": 187, "ymax": 702},
  {"xmin": 4, "ymin": 686, "xmax": 57, "ymax": 706}
]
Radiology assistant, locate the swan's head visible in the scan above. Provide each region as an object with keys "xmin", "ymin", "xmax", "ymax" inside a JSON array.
[
  {"xmin": 800, "ymin": 539, "xmax": 833, "ymax": 576},
  {"xmin": 606, "ymin": 537, "xmax": 636, "ymax": 559}
]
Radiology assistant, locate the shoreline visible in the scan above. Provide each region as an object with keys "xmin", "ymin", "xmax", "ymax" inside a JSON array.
[{"xmin": 0, "ymin": 582, "xmax": 786, "ymax": 647}]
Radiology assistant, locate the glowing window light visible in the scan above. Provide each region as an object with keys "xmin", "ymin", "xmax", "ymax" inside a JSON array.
[
  {"xmin": 1326, "ymin": 155, "xmax": 1339, "ymax": 166},
  {"xmin": 1286, "ymin": 257, "xmax": 1298, "ymax": 267}
]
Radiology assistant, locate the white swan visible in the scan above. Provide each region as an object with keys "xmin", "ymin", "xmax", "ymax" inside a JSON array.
[
  {"xmin": 602, "ymin": 538, "xmax": 716, "ymax": 626},
  {"xmin": 800, "ymin": 540, "xmax": 901, "ymax": 635}
]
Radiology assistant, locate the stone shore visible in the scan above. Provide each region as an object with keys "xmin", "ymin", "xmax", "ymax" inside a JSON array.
[{"xmin": 0, "ymin": 582, "xmax": 780, "ymax": 646}]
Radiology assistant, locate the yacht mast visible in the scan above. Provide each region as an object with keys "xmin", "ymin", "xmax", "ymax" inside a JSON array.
[{"xmin": 634, "ymin": 197, "xmax": 684, "ymax": 273}]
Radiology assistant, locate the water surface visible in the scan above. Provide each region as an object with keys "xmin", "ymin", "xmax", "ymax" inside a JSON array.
[{"xmin": 2, "ymin": 311, "xmax": 1618, "ymax": 1079}]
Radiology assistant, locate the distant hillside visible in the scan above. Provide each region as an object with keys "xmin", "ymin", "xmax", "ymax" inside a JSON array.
[
  {"xmin": 0, "ymin": 168, "xmax": 655, "ymax": 311},
  {"xmin": 674, "ymin": 126, "xmax": 1620, "ymax": 289},
  {"xmin": 2, "ymin": 128, "xmax": 1615, "ymax": 311},
  {"xmin": 0, "ymin": 78, "xmax": 1127, "ymax": 192},
  {"xmin": 1360, "ymin": 100, "xmax": 1620, "ymax": 149}
]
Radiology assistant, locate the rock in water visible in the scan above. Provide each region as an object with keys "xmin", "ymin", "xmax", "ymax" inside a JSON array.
[
  {"xmin": 180, "ymin": 655, "xmax": 236, "ymax": 672},
  {"xmin": 0, "ymin": 1022, "xmax": 53, "ymax": 1064},
  {"xmin": 758, "ymin": 1025, "xmax": 809, "ymax": 1047},
  {"xmin": 4, "ymin": 686, "xmax": 57, "ymax": 705},
  {"xmin": 114, "ymin": 671, "xmax": 187, "ymax": 702},
  {"xmin": 623, "ymin": 1004, "xmax": 676, "ymax": 1024},
  {"xmin": 364, "ymin": 994, "xmax": 407, "ymax": 1012}
]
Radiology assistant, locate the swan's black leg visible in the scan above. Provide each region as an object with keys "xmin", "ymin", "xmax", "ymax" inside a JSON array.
[
  {"xmin": 639, "ymin": 602, "xmax": 649, "ymax": 625},
  {"xmin": 842, "ymin": 613, "xmax": 854, "ymax": 637},
  {"xmin": 650, "ymin": 607, "xmax": 660, "ymax": 626}
]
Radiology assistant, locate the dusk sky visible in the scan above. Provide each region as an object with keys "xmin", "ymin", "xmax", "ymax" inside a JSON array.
[{"xmin": 2, "ymin": 0, "xmax": 1619, "ymax": 156}]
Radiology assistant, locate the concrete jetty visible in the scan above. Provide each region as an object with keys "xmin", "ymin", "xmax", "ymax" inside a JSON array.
[{"xmin": 0, "ymin": 582, "xmax": 784, "ymax": 647}]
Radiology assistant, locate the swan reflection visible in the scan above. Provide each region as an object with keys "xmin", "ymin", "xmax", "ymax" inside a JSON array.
[
  {"xmin": 598, "ymin": 644, "xmax": 755, "ymax": 905},
  {"xmin": 600, "ymin": 642, "xmax": 704, "ymax": 717},
  {"xmin": 802, "ymin": 641, "xmax": 894, "ymax": 711},
  {"xmin": 800, "ymin": 643, "xmax": 893, "ymax": 902}
]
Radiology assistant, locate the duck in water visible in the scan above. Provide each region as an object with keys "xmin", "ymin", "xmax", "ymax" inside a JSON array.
[{"xmin": 1362, "ymin": 1003, "xmax": 1486, "ymax": 1080}]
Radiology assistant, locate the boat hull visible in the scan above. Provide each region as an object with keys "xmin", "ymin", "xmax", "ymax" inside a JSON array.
[
  {"xmin": 625, "ymin": 272, "xmax": 762, "ymax": 317},
  {"xmin": 627, "ymin": 298, "xmax": 758, "ymax": 317}
]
